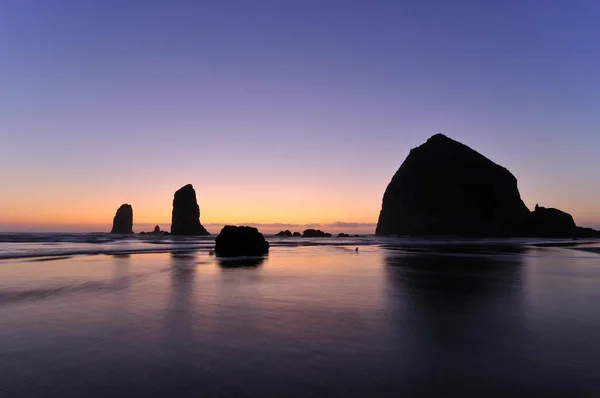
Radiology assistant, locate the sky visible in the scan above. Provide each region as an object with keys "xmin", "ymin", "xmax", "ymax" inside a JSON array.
[{"xmin": 1, "ymin": 0, "xmax": 599, "ymax": 233}]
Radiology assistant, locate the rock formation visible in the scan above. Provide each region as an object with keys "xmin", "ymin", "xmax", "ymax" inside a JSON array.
[
  {"xmin": 529, "ymin": 205, "xmax": 576, "ymax": 237},
  {"xmin": 337, "ymin": 233, "xmax": 350, "ymax": 238},
  {"xmin": 376, "ymin": 134, "xmax": 598, "ymax": 238},
  {"xmin": 575, "ymin": 227, "xmax": 600, "ymax": 238},
  {"xmin": 275, "ymin": 230, "xmax": 293, "ymax": 237},
  {"xmin": 110, "ymin": 204, "xmax": 133, "ymax": 234},
  {"xmin": 170, "ymin": 184, "xmax": 210, "ymax": 236},
  {"xmin": 214, "ymin": 226, "xmax": 269, "ymax": 257},
  {"xmin": 302, "ymin": 229, "xmax": 332, "ymax": 238},
  {"xmin": 140, "ymin": 225, "xmax": 169, "ymax": 235},
  {"xmin": 292, "ymin": 232, "xmax": 302, "ymax": 237}
]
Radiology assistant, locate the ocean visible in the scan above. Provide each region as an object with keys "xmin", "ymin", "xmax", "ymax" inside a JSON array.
[{"xmin": 1, "ymin": 234, "xmax": 600, "ymax": 396}]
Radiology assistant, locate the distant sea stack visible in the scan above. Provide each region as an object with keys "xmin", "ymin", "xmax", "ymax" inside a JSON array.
[
  {"xmin": 111, "ymin": 204, "xmax": 133, "ymax": 234},
  {"xmin": 214, "ymin": 225, "xmax": 269, "ymax": 257},
  {"xmin": 376, "ymin": 134, "xmax": 598, "ymax": 238},
  {"xmin": 170, "ymin": 184, "xmax": 210, "ymax": 236},
  {"xmin": 302, "ymin": 229, "xmax": 332, "ymax": 238},
  {"xmin": 140, "ymin": 225, "xmax": 169, "ymax": 235}
]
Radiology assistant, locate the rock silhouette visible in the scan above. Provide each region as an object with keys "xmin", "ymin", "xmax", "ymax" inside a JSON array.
[
  {"xmin": 110, "ymin": 204, "xmax": 133, "ymax": 234},
  {"xmin": 337, "ymin": 233, "xmax": 350, "ymax": 238},
  {"xmin": 293, "ymin": 232, "xmax": 301, "ymax": 237},
  {"xmin": 140, "ymin": 225, "xmax": 169, "ymax": 235},
  {"xmin": 170, "ymin": 184, "xmax": 210, "ymax": 236},
  {"xmin": 214, "ymin": 226, "xmax": 269, "ymax": 257},
  {"xmin": 275, "ymin": 230, "xmax": 293, "ymax": 237},
  {"xmin": 376, "ymin": 134, "xmax": 597, "ymax": 237},
  {"xmin": 530, "ymin": 205, "xmax": 576, "ymax": 237},
  {"xmin": 575, "ymin": 227, "xmax": 600, "ymax": 238},
  {"xmin": 302, "ymin": 229, "xmax": 332, "ymax": 238}
]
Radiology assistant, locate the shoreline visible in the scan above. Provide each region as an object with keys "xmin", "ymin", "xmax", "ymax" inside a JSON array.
[{"xmin": 1, "ymin": 235, "xmax": 599, "ymax": 262}]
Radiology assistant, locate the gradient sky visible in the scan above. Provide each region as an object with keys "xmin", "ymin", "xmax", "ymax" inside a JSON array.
[{"xmin": 1, "ymin": 0, "xmax": 599, "ymax": 232}]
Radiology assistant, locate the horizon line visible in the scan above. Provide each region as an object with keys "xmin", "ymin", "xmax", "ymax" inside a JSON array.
[{"xmin": 0, "ymin": 221, "xmax": 379, "ymax": 234}]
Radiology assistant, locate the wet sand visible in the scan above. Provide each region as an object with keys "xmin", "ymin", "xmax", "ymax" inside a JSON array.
[{"xmin": 1, "ymin": 244, "xmax": 600, "ymax": 396}]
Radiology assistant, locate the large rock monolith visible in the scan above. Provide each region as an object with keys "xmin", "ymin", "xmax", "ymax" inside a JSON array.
[
  {"xmin": 111, "ymin": 204, "xmax": 133, "ymax": 234},
  {"xmin": 375, "ymin": 134, "xmax": 594, "ymax": 237},
  {"xmin": 170, "ymin": 184, "xmax": 210, "ymax": 236}
]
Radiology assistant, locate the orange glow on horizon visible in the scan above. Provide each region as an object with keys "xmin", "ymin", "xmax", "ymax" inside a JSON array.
[{"xmin": 1, "ymin": 180, "xmax": 598, "ymax": 230}]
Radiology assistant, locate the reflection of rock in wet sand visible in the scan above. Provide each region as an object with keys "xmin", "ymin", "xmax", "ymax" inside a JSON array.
[
  {"xmin": 165, "ymin": 252, "xmax": 197, "ymax": 337},
  {"xmin": 217, "ymin": 256, "xmax": 266, "ymax": 269},
  {"xmin": 111, "ymin": 253, "xmax": 131, "ymax": 259},
  {"xmin": 385, "ymin": 248, "xmax": 525, "ymax": 302},
  {"xmin": 382, "ymin": 248, "xmax": 528, "ymax": 392},
  {"xmin": 171, "ymin": 252, "xmax": 198, "ymax": 270}
]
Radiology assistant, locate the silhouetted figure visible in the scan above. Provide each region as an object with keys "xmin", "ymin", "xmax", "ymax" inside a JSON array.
[
  {"xmin": 302, "ymin": 229, "xmax": 332, "ymax": 238},
  {"xmin": 375, "ymin": 133, "xmax": 598, "ymax": 238},
  {"xmin": 355, "ymin": 247, "xmax": 359, "ymax": 252},
  {"xmin": 110, "ymin": 204, "xmax": 133, "ymax": 234},
  {"xmin": 170, "ymin": 184, "xmax": 210, "ymax": 236},
  {"xmin": 214, "ymin": 225, "xmax": 269, "ymax": 257}
]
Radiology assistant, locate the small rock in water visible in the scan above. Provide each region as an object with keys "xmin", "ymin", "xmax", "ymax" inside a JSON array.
[
  {"xmin": 214, "ymin": 225, "xmax": 269, "ymax": 257},
  {"xmin": 302, "ymin": 229, "xmax": 332, "ymax": 238}
]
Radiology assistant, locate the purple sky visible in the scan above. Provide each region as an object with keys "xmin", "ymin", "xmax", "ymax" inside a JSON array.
[{"xmin": 1, "ymin": 0, "xmax": 599, "ymax": 232}]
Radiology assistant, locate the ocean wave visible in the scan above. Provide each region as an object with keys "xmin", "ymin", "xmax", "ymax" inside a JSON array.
[{"xmin": 0, "ymin": 233, "xmax": 597, "ymax": 261}]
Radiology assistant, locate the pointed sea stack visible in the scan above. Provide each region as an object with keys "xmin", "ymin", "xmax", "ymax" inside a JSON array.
[
  {"xmin": 376, "ymin": 134, "xmax": 530, "ymax": 237},
  {"xmin": 111, "ymin": 204, "xmax": 133, "ymax": 234},
  {"xmin": 170, "ymin": 184, "xmax": 210, "ymax": 236}
]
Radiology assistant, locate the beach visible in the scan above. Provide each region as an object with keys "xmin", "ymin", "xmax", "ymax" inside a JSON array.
[{"xmin": 0, "ymin": 236, "xmax": 600, "ymax": 396}]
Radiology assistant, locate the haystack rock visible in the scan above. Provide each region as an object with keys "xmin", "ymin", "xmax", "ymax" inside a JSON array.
[
  {"xmin": 111, "ymin": 204, "xmax": 133, "ymax": 234},
  {"xmin": 170, "ymin": 184, "xmax": 210, "ymax": 236},
  {"xmin": 376, "ymin": 134, "xmax": 595, "ymax": 237},
  {"xmin": 214, "ymin": 226, "xmax": 269, "ymax": 257}
]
